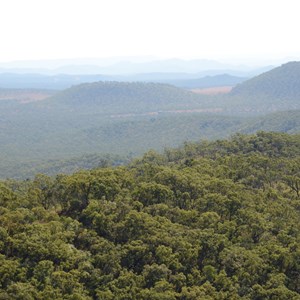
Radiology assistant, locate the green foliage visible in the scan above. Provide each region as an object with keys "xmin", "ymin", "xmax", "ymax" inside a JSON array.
[{"xmin": 0, "ymin": 132, "xmax": 300, "ymax": 298}]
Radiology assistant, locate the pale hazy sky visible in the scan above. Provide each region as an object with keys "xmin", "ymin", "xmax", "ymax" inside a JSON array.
[{"xmin": 1, "ymin": 0, "xmax": 300, "ymax": 63}]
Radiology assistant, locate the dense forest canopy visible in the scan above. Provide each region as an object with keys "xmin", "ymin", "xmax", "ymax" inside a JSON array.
[{"xmin": 1, "ymin": 132, "xmax": 300, "ymax": 299}]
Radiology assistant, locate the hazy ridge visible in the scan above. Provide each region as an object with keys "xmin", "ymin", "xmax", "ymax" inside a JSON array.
[{"xmin": 0, "ymin": 62, "xmax": 299, "ymax": 178}]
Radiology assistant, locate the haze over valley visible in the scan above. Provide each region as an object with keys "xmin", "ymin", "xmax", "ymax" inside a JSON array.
[{"xmin": 0, "ymin": 61, "xmax": 300, "ymax": 178}]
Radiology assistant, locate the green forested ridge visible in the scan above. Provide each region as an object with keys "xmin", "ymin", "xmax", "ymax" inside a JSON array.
[
  {"xmin": 1, "ymin": 132, "xmax": 300, "ymax": 299},
  {"xmin": 232, "ymin": 62, "xmax": 300, "ymax": 99},
  {"xmin": 46, "ymin": 81, "xmax": 211, "ymax": 114},
  {"xmin": 45, "ymin": 62, "xmax": 300, "ymax": 115},
  {"xmin": 226, "ymin": 62, "xmax": 300, "ymax": 113}
]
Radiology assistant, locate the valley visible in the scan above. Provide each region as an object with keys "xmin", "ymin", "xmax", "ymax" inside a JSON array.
[{"xmin": 0, "ymin": 62, "xmax": 300, "ymax": 178}]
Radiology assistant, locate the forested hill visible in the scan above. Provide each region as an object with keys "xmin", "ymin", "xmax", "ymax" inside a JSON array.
[
  {"xmin": 1, "ymin": 132, "xmax": 300, "ymax": 299},
  {"xmin": 231, "ymin": 61, "xmax": 300, "ymax": 98},
  {"xmin": 47, "ymin": 81, "xmax": 208, "ymax": 114},
  {"xmin": 40, "ymin": 62, "xmax": 300, "ymax": 115},
  {"xmin": 226, "ymin": 62, "xmax": 300, "ymax": 113}
]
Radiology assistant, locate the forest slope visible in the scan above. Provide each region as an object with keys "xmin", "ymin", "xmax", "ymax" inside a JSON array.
[
  {"xmin": 232, "ymin": 61, "xmax": 300, "ymax": 99},
  {"xmin": 45, "ymin": 81, "xmax": 212, "ymax": 114},
  {"xmin": 226, "ymin": 62, "xmax": 300, "ymax": 113},
  {"xmin": 0, "ymin": 132, "xmax": 300, "ymax": 299},
  {"xmin": 242, "ymin": 110, "xmax": 300, "ymax": 134}
]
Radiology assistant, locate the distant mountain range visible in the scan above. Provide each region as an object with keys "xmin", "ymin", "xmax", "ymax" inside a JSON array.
[
  {"xmin": 0, "ymin": 72, "xmax": 249, "ymax": 90},
  {"xmin": 0, "ymin": 58, "xmax": 273, "ymax": 75},
  {"xmin": 0, "ymin": 58, "xmax": 275, "ymax": 90},
  {"xmin": 166, "ymin": 74, "xmax": 247, "ymax": 89}
]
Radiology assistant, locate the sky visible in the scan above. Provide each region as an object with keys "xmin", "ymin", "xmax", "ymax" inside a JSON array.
[{"xmin": 1, "ymin": 0, "xmax": 300, "ymax": 65}]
